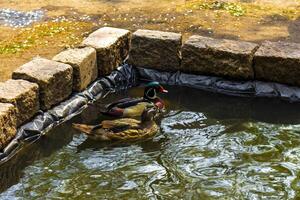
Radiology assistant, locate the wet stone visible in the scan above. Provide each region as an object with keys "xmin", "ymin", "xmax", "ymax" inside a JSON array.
[
  {"xmin": 0, "ymin": 103, "xmax": 17, "ymax": 150},
  {"xmin": 0, "ymin": 79, "xmax": 39, "ymax": 126},
  {"xmin": 128, "ymin": 29, "xmax": 182, "ymax": 71},
  {"xmin": 181, "ymin": 35, "xmax": 258, "ymax": 80},
  {"xmin": 82, "ymin": 27, "xmax": 131, "ymax": 76},
  {"xmin": 254, "ymin": 41, "xmax": 300, "ymax": 86},
  {"xmin": 53, "ymin": 47, "xmax": 97, "ymax": 92},
  {"xmin": 12, "ymin": 57, "xmax": 73, "ymax": 110}
]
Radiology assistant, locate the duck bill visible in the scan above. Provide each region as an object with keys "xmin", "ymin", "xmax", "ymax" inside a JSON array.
[{"xmin": 159, "ymin": 86, "xmax": 168, "ymax": 93}]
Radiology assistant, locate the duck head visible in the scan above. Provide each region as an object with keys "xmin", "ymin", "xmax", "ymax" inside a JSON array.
[{"xmin": 143, "ymin": 82, "xmax": 168, "ymax": 100}]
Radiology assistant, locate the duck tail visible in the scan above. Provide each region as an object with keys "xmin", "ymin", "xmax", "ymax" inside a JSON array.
[{"xmin": 72, "ymin": 123, "xmax": 100, "ymax": 135}]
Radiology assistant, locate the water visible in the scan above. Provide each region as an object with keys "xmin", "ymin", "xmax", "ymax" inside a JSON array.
[
  {"xmin": 0, "ymin": 9, "xmax": 44, "ymax": 27},
  {"xmin": 1, "ymin": 86, "xmax": 300, "ymax": 199}
]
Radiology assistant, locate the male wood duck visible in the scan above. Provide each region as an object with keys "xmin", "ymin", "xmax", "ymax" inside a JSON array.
[
  {"xmin": 72, "ymin": 107, "xmax": 159, "ymax": 141},
  {"xmin": 101, "ymin": 82, "xmax": 168, "ymax": 118}
]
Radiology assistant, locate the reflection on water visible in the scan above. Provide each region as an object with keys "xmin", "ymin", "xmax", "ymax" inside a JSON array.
[
  {"xmin": 1, "ymin": 86, "xmax": 300, "ymax": 199},
  {"xmin": 0, "ymin": 9, "xmax": 44, "ymax": 27}
]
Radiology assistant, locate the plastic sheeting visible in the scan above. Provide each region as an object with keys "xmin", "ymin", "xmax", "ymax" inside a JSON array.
[
  {"xmin": 137, "ymin": 67, "xmax": 300, "ymax": 102},
  {"xmin": 2, "ymin": 63, "xmax": 300, "ymax": 164},
  {"xmin": 0, "ymin": 64, "xmax": 137, "ymax": 165}
]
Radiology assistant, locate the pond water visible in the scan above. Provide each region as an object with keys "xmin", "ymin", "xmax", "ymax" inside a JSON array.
[
  {"xmin": 1, "ymin": 85, "xmax": 300, "ymax": 199},
  {"xmin": 0, "ymin": 9, "xmax": 44, "ymax": 27}
]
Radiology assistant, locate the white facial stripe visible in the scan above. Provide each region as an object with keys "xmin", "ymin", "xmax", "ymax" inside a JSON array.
[{"xmin": 146, "ymin": 88, "xmax": 156, "ymax": 99}]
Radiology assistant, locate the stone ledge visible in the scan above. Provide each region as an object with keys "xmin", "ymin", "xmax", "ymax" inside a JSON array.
[
  {"xmin": 53, "ymin": 47, "xmax": 98, "ymax": 92},
  {"xmin": 82, "ymin": 27, "xmax": 131, "ymax": 75},
  {"xmin": 0, "ymin": 79, "xmax": 39, "ymax": 126},
  {"xmin": 181, "ymin": 35, "xmax": 258, "ymax": 80},
  {"xmin": 12, "ymin": 57, "xmax": 73, "ymax": 110},
  {"xmin": 3, "ymin": 26, "xmax": 300, "ymax": 155},
  {"xmin": 128, "ymin": 29, "xmax": 182, "ymax": 71},
  {"xmin": 254, "ymin": 41, "xmax": 300, "ymax": 86},
  {"xmin": 0, "ymin": 103, "xmax": 16, "ymax": 150}
]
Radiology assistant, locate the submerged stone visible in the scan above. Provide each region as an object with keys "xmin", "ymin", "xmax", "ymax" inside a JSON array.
[
  {"xmin": 82, "ymin": 27, "xmax": 131, "ymax": 76},
  {"xmin": 53, "ymin": 47, "xmax": 97, "ymax": 92},
  {"xmin": 128, "ymin": 29, "xmax": 182, "ymax": 71},
  {"xmin": 181, "ymin": 35, "xmax": 258, "ymax": 79},
  {"xmin": 0, "ymin": 79, "xmax": 39, "ymax": 126},
  {"xmin": 0, "ymin": 103, "xmax": 16, "ymax": 150},
  {"xmin": 254, "ymin": 41, "xmax": 300, "ymax": 86},
  {"xmin": 12, "ymin": 57, "xmax": 73, "ymax": 110}
]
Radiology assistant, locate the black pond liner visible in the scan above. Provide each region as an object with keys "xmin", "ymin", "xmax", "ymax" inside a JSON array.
[
  {"xmin": 0, "ymin": 64, "xmax": 137, "ymax": 165},
  {"xmin": 1, "ymin": 63, "xmax": 300, "ymax": 165}
]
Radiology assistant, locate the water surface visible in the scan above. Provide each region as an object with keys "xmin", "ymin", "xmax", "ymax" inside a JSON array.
[{"xmin": 1, "ymin": 86, "xmax": 300, "ymax": 199}]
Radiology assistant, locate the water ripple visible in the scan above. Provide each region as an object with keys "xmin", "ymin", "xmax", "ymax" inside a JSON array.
[{"xmin": 1, "ymin": 87, "xmax": 300, "ymax": 199}]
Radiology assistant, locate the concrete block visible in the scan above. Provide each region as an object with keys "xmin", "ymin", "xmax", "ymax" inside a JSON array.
[
  {"xmin": 12, "ymin": 57, "xmax": 73, "ymax": 110},
  {"xmin": 53, "ymin": 47, "xmax": 97, "ymax": 91},
  {"xmin": 254, "ymin": 41, "xmax": 300, "ymax": 86},
  {"xmin": 181, "ymin": 35, "xmax": 258, "ymax": 79},
  {"xmin": 82, "ymin": 27, "xmax": 131, "ymax": 75},
  {"xmin": 0, "ymin": 103, "xmax": 16, "ymax": 150},
  {"xmin": 0, "ymin": 79, "xmax": 39, "ymax": 126},
  {"xmin": 128, "ymin": 29, "xmax": 182, "ymax": 71}
]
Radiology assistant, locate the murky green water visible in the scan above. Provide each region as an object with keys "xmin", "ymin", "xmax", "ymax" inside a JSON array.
[{"xmin": 1, "ymin": 86, "xmax": 300, "ymax": 199}]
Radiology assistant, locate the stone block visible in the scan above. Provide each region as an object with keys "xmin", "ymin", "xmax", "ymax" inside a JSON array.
[
  {"xmin": 128, "ymin": 29, "xmax": 182, "ymax": 71},
  {"xmin": 0, "ymin": 79, "xmax": 39, "ymax": 126},
  {"xmin": 82, "ymin": 27, "xmax": 131, "ymax": 75},
  {"xmin": 254, "ymin": 41, "xmax": 300, "ymax": 86},
  {"xmin": 53, "ymin": 47, "xmax": 97, "ymax": 92},
  {"xmin": 12, "ymin": 57, "xmax": 73, "ymax": 110},
  {"xmin": 181, "ymin": 35, "xmax": 259, "ymax": 79},
  {"xmin": 0, "ymin": 103, "xmax": 17, "ymax": 150}
]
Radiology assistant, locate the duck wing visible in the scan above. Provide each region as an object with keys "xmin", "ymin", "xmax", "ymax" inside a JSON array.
[
  {"xmin": 107, "ymin": 121, "xmax": 159, "ymax": 141},
  {"xmin": 100, "ymin": 118, "xmax": 141, "ymax": 139},
  {"xmin": 99, "ymin": 98, "xmax": 132, "ymax": 113},
  {"xmin": 102, "ymin": 98, "xmax": 152, "ymax": 117},
  {"xmin": 106, "ymin": 97, "xmax": 143, "ymax": 110},
  {"xmin": 113, "ymin": 98, "xmax": 146, "ymax": 109},
  {"xmin": 101, "ymin": 118, "xmax": 140, "ymax": 129},
  {"xmin": 122, "ymin": 102, "xmax": 155, "ymax": 118},
  {"xmin": 72, "ymin": 123, "xmax": 102, "ymax": 134}
]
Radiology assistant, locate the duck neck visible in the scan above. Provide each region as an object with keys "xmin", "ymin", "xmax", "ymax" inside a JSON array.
[{"xmin": 141, "ymin": 112, "xmax": 151, "ymax": 123}]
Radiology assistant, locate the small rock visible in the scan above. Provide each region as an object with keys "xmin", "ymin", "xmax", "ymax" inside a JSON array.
[
  {"xmin": 128, "ymin": 29, "xmax": 182, "ymax": 71},
  {"xmin": 12, "ymin": 57, "xmax": 73, "ymax": 110},
  {"xmin": 53, "ymin": 47, "xmax": 97, "ymax": 92},
  {"xmin": 181, "ymin": 35, "xmax": 258, "ymax": 79},
  {"xmin": 82, "ymin": 27, "xmax": 131, "ymax": 75},
  {"xmin": 0, "ymin": 79, "xmax": 39, "ymax": 126},
  {"xmin": 254, "ymin": 41, "xmax": 300, "ymax": 86},
  {"xmin": 0, "ymin": 103, "xmax": 17, "ymax": 150}
]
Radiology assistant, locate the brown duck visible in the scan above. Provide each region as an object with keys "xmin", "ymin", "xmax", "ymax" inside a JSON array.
[{"xmin": 72, "ymin": 107, "xmax": 159, "ymax": 141}]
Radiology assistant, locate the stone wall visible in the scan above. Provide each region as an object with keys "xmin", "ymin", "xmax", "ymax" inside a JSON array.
[
  {"xmin": 1, "ymin": 26, "xmax": 300, "ymax": 151},
  {"xmin": 128, "ymin": 29, "xmax": 300, "ymax": 84},
  {"xmin": 0, "ymin": 27, "xmax": 131, "ymax": 150}
]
